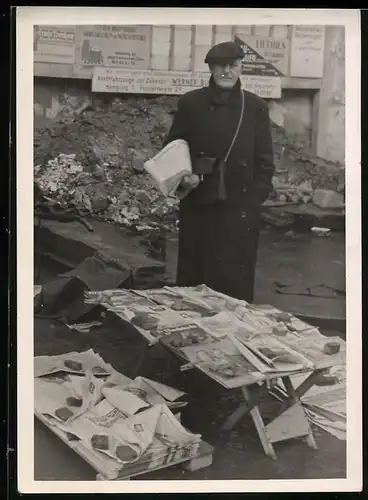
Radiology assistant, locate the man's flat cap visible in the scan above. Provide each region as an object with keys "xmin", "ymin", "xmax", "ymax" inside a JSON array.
[{"xmin": 205, "ymin": 41, "xmax": 245, "ymax": 64}]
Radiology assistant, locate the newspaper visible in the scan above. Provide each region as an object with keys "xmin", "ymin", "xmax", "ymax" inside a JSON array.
[
  {"xmin": 134, "ymin": 288, "xmax": 217, "ymax": 316},
  {"xmin": 122, "ymin": 377, "xmax": 186, "ymax": 406},
  {"xmin": 34, "ymin": 349, "xmax": 116, "ymax": 378},
  {"xmin": 237, "ymin": 333, "xmax": 314, "ymax": 373},
  {"xmin": 273, "ymin": 363, "xmax": 346, "ymax": 440},
  {"xmin": 143, "ymin": 139, "xmax": 192, "ymax": 198},
  {"xmin": 84, "ymin": 289, "xmax": 158, "ymax": 309},
  {"xmin": 278, "ymin": 334, "xmax": 346, "ymax": 368},
  {"xmin": 35, "ymin": 351, "xmax": 200, "ymax": 476},
  {"xmin": 196, "ymin": 311, "xmax": 254, "ymax": 340},
  {"xmin": 160, "ymin": 323, "xmax": 216, "ymax": 352},
  {"xmin": 85, "ymin": 289, "xmax": 204, "ymax": 344},
  {"xmin": 180, "ymin": 336, "xmax": 260, "ymax": 387},
  {"xmin": 165, "ymin": 285, "xmax": 247, "ymax": 313}
]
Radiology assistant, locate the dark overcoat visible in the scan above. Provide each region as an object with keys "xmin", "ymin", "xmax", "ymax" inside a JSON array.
[{"xmin": 163, "ymin": 78, "xmax": 275, "ymax": 303}]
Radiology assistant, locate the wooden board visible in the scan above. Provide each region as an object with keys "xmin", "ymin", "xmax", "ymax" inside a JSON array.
[
  {"xmin": 265, "ymin": 402, "xmax": 311, "ymax": 443},
  {"xmin": 35, "ymin": 410, "xmax": 213, "ymax": 481},
  {"xmin": 96, "ymin": 441, "xmax": 214, "ymax": 481}
]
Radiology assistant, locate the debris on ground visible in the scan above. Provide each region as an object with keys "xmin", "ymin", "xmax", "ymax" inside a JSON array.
[
  {"xmin": 34, "ymin": 95, "xmax": 345, "ymax": 233},
  {"xmin": 311, "ymin": 227, "xmax": 332, "ymax": 237}
]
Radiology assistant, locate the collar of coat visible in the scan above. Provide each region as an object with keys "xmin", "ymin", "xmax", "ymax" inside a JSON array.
[{"xmin": 208, "ymin": 76, "xmax": 242, "ymax": 108}]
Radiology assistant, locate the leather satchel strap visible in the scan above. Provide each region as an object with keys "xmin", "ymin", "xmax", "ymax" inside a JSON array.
[
  {"xmin": 224, "ymin": 89, "xmax": 245, "ymax": 162},
  {"xmin": 218, "ymin": 89, "xmax": 245, "ymax": 200}
]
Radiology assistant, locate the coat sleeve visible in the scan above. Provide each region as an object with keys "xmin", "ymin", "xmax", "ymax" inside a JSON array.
[
  {"xmin": 254, "ymin": 102, "xmax": 275, "ymax": 203},
  {"xmin": 162, "ymin": 95, "xmax": 191, "ymax": 148}
]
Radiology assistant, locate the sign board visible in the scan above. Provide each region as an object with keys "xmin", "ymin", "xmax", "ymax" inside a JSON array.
[
  {"xmin": 234, "ymin": 36, "xmax": 285, "ymax": 77},
  {"xmin": 290, "ymin": 25, "xmax": 325, "ymax": 78},
  {"xmin": 74, "ymin": 25, "xmax": 151, "ymax": 77},
  {"xmin": 234, "ymin": 34, "xmax": 289, "ymax": 76},
  {"xmin": 34, "ymin": 25, "xmax": 76, "ymax": 64},
  {"xmin": 92, "ymin": 67, "xmax": 282, "ymax": 99},
  {"xmin": 240, "ymin": 75, "xmax": 281, "ymax": 99}
]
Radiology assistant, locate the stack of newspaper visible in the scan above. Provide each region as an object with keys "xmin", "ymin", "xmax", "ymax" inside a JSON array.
[
  {"xmin": 143, "ymin": 139, "xmax": 192, "ymax": 198},
  {"xmin": 34, "ymin": 350, "xmax": 202, "ymax": 480}
]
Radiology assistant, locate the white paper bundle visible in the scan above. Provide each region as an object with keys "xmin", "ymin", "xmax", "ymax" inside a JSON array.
[{"xmin": 144, "ymin": 139, "xmax": 192, "ymax": 198}]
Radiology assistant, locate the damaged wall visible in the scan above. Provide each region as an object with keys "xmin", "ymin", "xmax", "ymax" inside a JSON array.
[
  {"xmin": 314, "ymin": 26, "xmax": 345, "ymax": 164},
  {"xmin": 269, "ymin": 90, "xmax": 314, "ymax": 150}
]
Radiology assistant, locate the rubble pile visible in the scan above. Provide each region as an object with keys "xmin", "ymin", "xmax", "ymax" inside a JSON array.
[
  {"xmin": 34, "ymin": 95, "xmax": 345, "ymax": 233},
  {"xmin": 34, "ymin": 95, "xmax": 181, "ymax": 232},
  {"xmin": 270, "ymin": 124, "xmax": 345, "ymax": 205}
]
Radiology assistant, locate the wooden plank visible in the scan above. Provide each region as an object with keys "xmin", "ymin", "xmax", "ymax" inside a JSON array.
[
  {"xmin": 151, "ymin": 40, "xmax": 171, "ymax": 57},
  {"xmin": 34, "ymin": 62, "xmax": 75, "ymax": 79},
  {"xmin": 281, "ymin": 77, "xmax": 323, "ymax": 90},
  {"xmin": 234, "ymin": 25, "xmax": 252, "ymax": 36},
  {"xmin": 152, "ymin": 25, "xmax": 171, "ymax": 43},
  {"xmin": 194, "ymin": 25, "xmax": 213, "ymax": 46},
  {"xmin": 242, "ymin": 386, "xmax": 277, "ymax": 460},
  {"xmin": 265, "ymin": 402, "xmax": 310, "ymax": 443},
  {"xmin": 272, "ymin": 25, "xmax": 289, "ymax": 39},
  {"xmin": 102, "ymin": 441, "xmax": 214, "ymax": 481},
  {"xmin": 253, "ymin": 25, "xmax": 271, "ymax": 37},
  {"xmin": 183, "ymin": 442, "xmax": 214, "ymax": 472},
  {"xmin": 151, "ymin": 55, "xmax": 170, "ymax": 71},
  {"xmin": 172, "ymin": 57, "xmax": 191, "ymax": 72},
  {"xmin": 214, "ymin": 26, "xmax": 232, "ymax": 45}
]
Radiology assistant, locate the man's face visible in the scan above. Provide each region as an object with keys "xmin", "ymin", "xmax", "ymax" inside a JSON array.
[{"xmin": 210, "ymin": 59, "xmax": 242, "ymax": 89}]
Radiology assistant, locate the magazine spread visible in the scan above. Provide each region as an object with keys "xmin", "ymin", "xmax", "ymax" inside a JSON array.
[
  {"xmin": 236, "ymin": 333, "xmax": 314, "ymax": 373},
  {"xmin": 160, "ymin": 323, "xmax": 216, "ymax": 352},
  {"xmin": 143, "ymin": 139, "xmax": 192, "ymax": 198},
  {"xmin": 277, "ymin": 334, "xmax": 345, "ymax": 368},
  {"xmin": 180, "ymin": 336, "xmax": 261, "ymax": 388}
]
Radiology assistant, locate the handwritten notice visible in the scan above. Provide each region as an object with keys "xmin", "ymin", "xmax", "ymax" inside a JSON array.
[
  {"xmin": 75, "ymin": 25, "xmax": 151, "ymax": 77},
  {"xmin": 34, "ymin": 25, "xmax": 76, "ymax": 64},
  {"xmin": 92, "ymin": 67, "xmax": 281, "ymax": 99},
  {"xmin": 290, "ymin": 25, "xmax": 325, "ymax": 78}
]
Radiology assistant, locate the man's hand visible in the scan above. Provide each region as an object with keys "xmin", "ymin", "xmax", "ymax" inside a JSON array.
[
  {"xmin": 177, "ymin": 174, "xmax": 200, "ymax": 199},
  {"xmin": 181, "ymin": 174, "xmax": 200, "ymax": 189}
]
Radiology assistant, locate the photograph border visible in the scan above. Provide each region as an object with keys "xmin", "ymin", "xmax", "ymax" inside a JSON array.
[{"xmin": 16, "ymin": 7, "xmax": 361, "ymax": 494}]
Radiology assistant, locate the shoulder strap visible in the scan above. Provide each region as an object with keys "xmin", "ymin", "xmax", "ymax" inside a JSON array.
[{"xmin": 224, "ymin": 89, "xmax": 245, "ymax": 163}]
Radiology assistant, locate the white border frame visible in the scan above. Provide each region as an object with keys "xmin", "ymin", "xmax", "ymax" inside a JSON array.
[{"xmin": 16, "ymin": 7, "xmax": 361, "ymax": 494}]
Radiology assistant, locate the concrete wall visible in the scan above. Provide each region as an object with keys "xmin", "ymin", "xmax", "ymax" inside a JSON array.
[{"xmin": 314, "ymin": 26, "xmax": 345, "ymax": 164}]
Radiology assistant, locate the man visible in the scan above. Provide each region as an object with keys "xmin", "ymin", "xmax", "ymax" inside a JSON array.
[{"xmin": 163, "ymin": 41, "xmax": 275, "ymax": 303}]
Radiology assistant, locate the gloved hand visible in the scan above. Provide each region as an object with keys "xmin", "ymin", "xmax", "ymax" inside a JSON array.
[{"xmin": 177, "ymin": 174, "xmax": 200, "ymax": 199}]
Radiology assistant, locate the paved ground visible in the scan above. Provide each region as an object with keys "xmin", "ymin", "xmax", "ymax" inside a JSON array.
[
  {"xmin": 166, "ymin": 229, "xmax": 346, "ymax": 330},
  {"xmin": 33, "ymin": 226, "xmax": 347, "ymax": 481}
]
